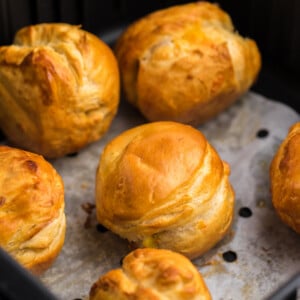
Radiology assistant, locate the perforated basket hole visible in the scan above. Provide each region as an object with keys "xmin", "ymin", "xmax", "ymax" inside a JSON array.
[
  {"xmin": 222, "ymin": 250, "xmax": 237, "ymax": 263},
  {"xmin": 238, "ymin": 207, "xmax": 253, "ymax": 218},
  {"xmin": 256, "ymin": 128, "xmax": 269, "ymax": 138},
  {"xmin": 96, "ymin": 224, "xmax": 109, "ymax": 233}
]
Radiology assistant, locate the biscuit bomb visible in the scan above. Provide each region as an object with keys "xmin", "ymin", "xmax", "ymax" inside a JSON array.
[
  {"xmin": 89, "ymin": 248, "xmax": 212, "ymax": 300},
  {"xmin": 95, "ymin": 121, "xmax": 235, "ymax": 259},
  {"xmin": 270, "ymin": 122, "xmax": 300, "ymax": 234},
  {"xmin": 0, "ymin": 23, "xmax": 120, "ymax": 158},
  {"xmin": 115, "ymin": 1, "xmax": 261, "ymax": 125},
  {"xmin": 0, "ymin": 145, "xmax": 66, "ymax": 275}
]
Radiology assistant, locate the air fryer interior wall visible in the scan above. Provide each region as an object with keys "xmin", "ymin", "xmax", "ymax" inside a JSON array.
[{"xmin": 0, "ymin": 0, "xmax": 299, "ymax": 112}]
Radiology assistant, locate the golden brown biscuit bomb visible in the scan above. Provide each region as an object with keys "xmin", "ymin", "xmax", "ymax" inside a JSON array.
[
  {"xmin": 89, "ymin": 248, "xmax": 212, "ymax": 300},
  {"xmin": 0, "ymin": 145, "xmax": 66, "ymax": 275},
  {"xmin": 270, "ymin": 122, "xmax": 300, "ymax": 234},
  {"xmin": 0, "ymin": 23, "xmax": 120, "ymax": 158},
  {"xmin": 96, "ymin": 121, "xmax": 235, "ymax": 259},
  {"xmin": 115, "ymin": 1, "xmax": 261, "ymax": 125}
]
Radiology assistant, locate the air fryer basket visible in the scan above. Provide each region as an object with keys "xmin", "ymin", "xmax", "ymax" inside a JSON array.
[{"xmin": 0, "ymin": 1, "xmax": 299, "ymax": 299}]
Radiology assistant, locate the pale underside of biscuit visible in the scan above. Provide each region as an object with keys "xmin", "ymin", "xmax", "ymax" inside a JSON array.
[{"xmin": 9, "ymin": 207, "xmax": 66, "ymax": 275}]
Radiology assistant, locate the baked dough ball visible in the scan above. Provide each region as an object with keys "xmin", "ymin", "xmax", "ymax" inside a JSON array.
[
  {"xmin": 0, "ymin": 145, "xmax": 66, "ymax": 274},
  {"xmin": 115, "ymin": 1, "xmax": 261, "ymax": 125},
  {"xmin": 96, "ymin": 121, "xmax": 234, "ymax": 259},
  {"xmin": 270, "ymin": 122, "xmax": 300, "ymax": 234},
  {"xmin": 89, "ymin": 248, "xmax": 212, "ymax": 300},
  {"xmin": 0, "ymin": 23, "xmax": 120, "ymax": 158}
]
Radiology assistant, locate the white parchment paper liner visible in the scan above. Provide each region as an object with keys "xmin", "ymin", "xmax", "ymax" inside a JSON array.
[{"xmin": 41, "ymin": 92, "xmax": 300, "ymax": 300}]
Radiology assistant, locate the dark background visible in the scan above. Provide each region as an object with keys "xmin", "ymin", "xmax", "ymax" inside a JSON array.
[{"xmin": 0, "ymin": 0, "xmax": 299, "ymax": 113}]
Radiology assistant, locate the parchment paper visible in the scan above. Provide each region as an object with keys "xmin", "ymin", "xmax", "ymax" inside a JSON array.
[{"xmin": 40, "ymin": 92, "xmax": 300, "ymax": 300}]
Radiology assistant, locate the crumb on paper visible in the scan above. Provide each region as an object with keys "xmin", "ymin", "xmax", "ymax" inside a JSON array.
[
  {"xmin": 81, "ymin": 182, "xmax": 89, "ymax": 190},
  {"xmin": 256, "ymin": 199, "xmax": 266, "ymax": 208},
  {"xmin": 81, "ymin": 202, "xmax": 96, "ymax": 228},
  {"xmin": 200, "ymin": 259, "xmax": 221, "ymax": 267},
  {"xmin": 81, "ymin": 202, "xmax": 96, "ymax": 214}
]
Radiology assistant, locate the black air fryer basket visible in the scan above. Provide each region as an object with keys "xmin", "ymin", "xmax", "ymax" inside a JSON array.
[{"xmin": 0, "ymin": 1, "xmax": 299, "ymax": 299}]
